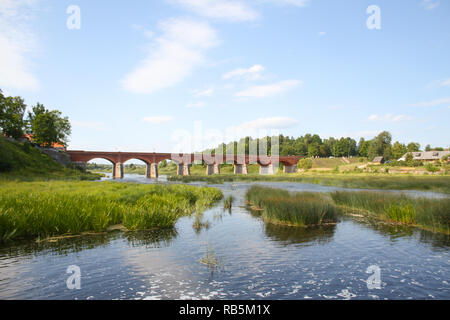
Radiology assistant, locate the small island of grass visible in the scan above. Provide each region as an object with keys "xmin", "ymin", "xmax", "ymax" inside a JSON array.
[{"xmin": 245, "ymin": 186, "xmax": 340, "ymax": 227}]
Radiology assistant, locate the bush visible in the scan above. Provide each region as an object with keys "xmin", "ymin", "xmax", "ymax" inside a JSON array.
[
  {"xmin": 297, "ymin": 158, "xmax": 313, "ymax": 170},
  {"xmin": 425, "ymin": 163, "xmax": 440, "ymax": 173}
]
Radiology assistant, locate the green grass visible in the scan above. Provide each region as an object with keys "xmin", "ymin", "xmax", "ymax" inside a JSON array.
[
  {"xmin": 0, "ymin": 136, "xmax": 100, "ymax": 181},
  {"xmin": 0, "ymin": 181, "xmax": 223, "ymax": 241},
  {"xmin": 245, "ymin": 186, "xmax": 340, "ymax": 227},
  {"xmin": 169, "ymin": 173, "xmax": 450, "ymax": 194},
  {"xmin": 311, "ymin": 157, "xmax": 361, "ymax": 169},
  {"xmin": 330, "ymin": 191, "xmax": 450, "ymax": 234}
]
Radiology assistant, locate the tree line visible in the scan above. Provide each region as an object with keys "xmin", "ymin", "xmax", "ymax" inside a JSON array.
[
  {"xmin": 0, "ymin": 90, "xmax": 71, "ymax": 147},
  {"xmin": 206, "ymin": 131, "xmax": 445, "ymax": 161}
]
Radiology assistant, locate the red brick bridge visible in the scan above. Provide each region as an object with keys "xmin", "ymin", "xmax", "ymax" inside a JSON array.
[{"xmin": 67, "ymin": 150, "xmax": 302, "ymax": 179}]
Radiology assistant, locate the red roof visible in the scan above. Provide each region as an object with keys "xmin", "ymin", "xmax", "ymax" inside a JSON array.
[{"xmin": 24, "ymin": 134, "xmax": 65, "ymax": 149}]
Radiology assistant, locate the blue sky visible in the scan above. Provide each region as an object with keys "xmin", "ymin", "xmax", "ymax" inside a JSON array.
[{"xmin": 1, "ymin": 0, "xmax": 449, "ymax": 154}]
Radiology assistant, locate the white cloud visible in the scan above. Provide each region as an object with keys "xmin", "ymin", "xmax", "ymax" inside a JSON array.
[
  {"xmin": 235, "ymin": 79, "xmax": 301, "ymax": 98},
  {"xmin": 142, "ymin": 116, "xmax": 174, "ymax": 124},
  {"xmin": 122, "ymin": 18, "xmax": 218, "ymax": 94},
  {"xmin": 168, "ymin": 0, "xmax": 259, "ymax": 22},
  {"xmin": 186, "ymin": 101, "xmax": 206, "ymax": 108},
  {"xmin": 430, "ymin": 78, "xmax": 450, "ymax": 88},
  {"xmin": 421, "ymin": 0, "xmax": 440, "ymax": 10},
  {"xmin": 318, "ymin": 31, "xmax": 326, "ymax": 36},
  {"xmin": 368, "ymin": 114, "xmax": 412, "ymax": 122},
  {"xmin": 410, "ymin": 97, "xmax": 450, "ymax": 107},
  {"xmin": 222, "ymin": 64, "xmax": 265, "ymax": 80},
  {"xmin": 0, "ymin": 0, "xmax": 39, "ymax": 91},
  {"xmin": 193, "ymin": 88, "xmax": 214, "ymax": 97}
]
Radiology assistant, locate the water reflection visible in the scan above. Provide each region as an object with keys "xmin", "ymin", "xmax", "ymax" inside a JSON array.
[
  {"xmin": 0, "ymin": 228, "xmax": 178, "ymax": 257},
  {"xmin": 263, "ymin": 223, "xmax": 337, "ymax": 246},
  {"xmin": 124, "ymin": 229, "xmax": 178, "ymax": 248},
  {"xmin": 342, "ymin": 216, "xmax": 450, "ymax": 249}
]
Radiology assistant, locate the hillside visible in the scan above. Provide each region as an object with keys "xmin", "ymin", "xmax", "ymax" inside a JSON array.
[
  {"xmin": 0, "ymin": 136, "xmax": 100, "ymax": 180},
  {"xmin": 311, "ymin": 157, "xmax": 362, "ymax": 169}
]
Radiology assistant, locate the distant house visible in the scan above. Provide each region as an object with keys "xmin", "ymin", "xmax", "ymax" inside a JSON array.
[
  {"xmin": 24, "ymin": 134, "xmax": 66, "ymax": 151},
  {"xmin": 398, "ymin": 151, "xmax": 450, "ymax": 162},
  {"xmin": 372, "ymin": 156, "xmax": 384, "ymax": 164}
]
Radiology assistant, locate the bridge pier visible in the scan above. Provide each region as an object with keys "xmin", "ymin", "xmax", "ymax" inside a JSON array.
[
  {"xmin": 283, "ymin": 165, "xmax": 297, "ymax": 173},
  {"xmin": 234, "ymin": 164, "xmax": 248, "ymax": 175},
  {"xmin": 177, "ymin": 164, "xmax": 191, "ymax": 176},
  {"xmin": 145, "ymin": 163, "xmax": 159, "ymax": 179},
  {"xmin": 259, "ymin": 164, "xmax": 276, "ymax": 175},
  {"xmin": 205, "ymin": 164, "xmax": 221, "ymax": 175},
  {"xmin": 113, "ymin": 163, "xmax": 124, "ymax": 179},
  {"xmin": 151, "ymin": 163, "xmax": 158, "ymax": 179},
  {"xmin": 206, "ymin": 164, "xmax": 214, "ymax": 176}
]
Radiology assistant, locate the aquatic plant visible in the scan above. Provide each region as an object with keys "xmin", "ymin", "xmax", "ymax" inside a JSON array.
[
  {"xmin": 223, "ymin": 195, "xmax": 234, "ymax": 209},
  {"xmin": 0, "ymin": 181, "xmax": 222, "ymax": 241},
  {"xmin": 245, "ymin": 186, "xmax": 339, "ymax": 227},
  {"xmin": 330, "ymin": 191, "xmax": 450, "ymax": 234},
  {"xmin": 168, "ymin": 174, "xmax": 450, "ymax": 194}
]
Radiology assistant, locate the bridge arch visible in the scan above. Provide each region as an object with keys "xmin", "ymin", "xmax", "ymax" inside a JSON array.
[{"xmin": 86, "ymin": 157, "xmax": 117, "ymax": 179}]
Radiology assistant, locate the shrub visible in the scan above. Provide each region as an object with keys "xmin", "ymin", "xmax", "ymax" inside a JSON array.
[
  {"xmin": 297, "ymin": 158, "xmax": 313, "ymax": 170},
  {"xmin": 425, "ymin": 163, "xmax": 440, "ymax": 173}
]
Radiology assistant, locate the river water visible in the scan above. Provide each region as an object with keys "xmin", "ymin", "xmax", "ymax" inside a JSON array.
[{"xmin": 0, "ymin": 174, "xmax": 448, "ymax": 300}]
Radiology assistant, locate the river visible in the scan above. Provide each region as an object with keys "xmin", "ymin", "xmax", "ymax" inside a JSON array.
[{"xmin": 0, "ymin": 174, "xmax": 448, "ymax": 300}]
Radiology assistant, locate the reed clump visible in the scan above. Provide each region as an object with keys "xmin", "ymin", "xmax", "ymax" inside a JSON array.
[
  {"xmin": 0, "ymin": 181, "xmax": 222, "ymax": 241},
  {"xmin": 168, "ymin": 174, "xmax": 450, "ymax": 194},
  {"xmin": 223, "ymin": 195, "xmax": 234, "ymax": 209},
  {"xmin": 245, "ymin": 186, "xmax": 339, "ymax": 227},
  {"xmin": 330, "ymin": 191, "xmax": 450, "ymax": 234}
]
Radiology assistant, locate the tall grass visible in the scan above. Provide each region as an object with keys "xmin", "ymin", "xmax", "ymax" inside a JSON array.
[
  {"xmin": 331, "ymin": 191, "xmax": 450, "ymax": 234},
  {"xmin": 223, "ymin": 195, "xmax": 234, "ymax": 209},
  {"xmin": 0, "ymin": 181, "xmax": 222, "ymax": 241},
  {"xmin": 169, "ymin": 174, "xmax": 450, "ymax": 194},
  {"xmin": 246, "ymin": 186, "xmax": 339, "ymax": 227}
]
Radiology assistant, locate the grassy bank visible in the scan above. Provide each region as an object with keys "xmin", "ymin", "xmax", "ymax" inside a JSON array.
[
  {"xmin": 169, "ymin": 173, "xmax": 450, "ymax": 194},
  {"xmin": 330, "ymin": 191, "xmax": 450, "ymax": 234},
  {"xmin": 0, "ymin": 181, "xmax": 223, "ymax": 242},
  {"xmin": 246, "ymin": 186, "xmax": 339, "ymax": 227},
  {"xmin": 0, "ymin": 136, "xmax": 100, "ymax": 181}
]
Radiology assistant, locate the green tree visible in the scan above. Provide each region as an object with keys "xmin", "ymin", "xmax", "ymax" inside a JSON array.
[
  {"xmin": 392, "ymin": 141, "xmax": 407, "ymax": 160},
  {"xmin": 368, "ymin": 131, "xmax": 392, "ymax": 160},
  {"xmin": 407, "ymin": 142, "xmax": 420, "ymax": 152},
  {"xmin": 358, "ymin": 138, "xmax": 371, "ymax": 157},
  {"xmin": 0, "ymin": 94, "xmax": 27, "ymax": 139},
  {"xmin": 27, "ymin": 103, "xmax": 71, "ymax": 147},
  {"xmin": 307, "ymin": 142, "xmax": 320, "ymax": 157},
  {"xmin": 405, "ymin": 153, "xmax": 414, "ymax": 166}
]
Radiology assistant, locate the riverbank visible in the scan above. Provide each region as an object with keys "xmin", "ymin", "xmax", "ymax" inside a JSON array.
[
  {"xmin": 0, "ymin": 136, "xmax": 100, "ymax": 181},
  {"xmin": 0, "ymin": 181, "xmax": 223, "ymax": 242}
]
